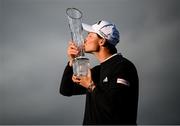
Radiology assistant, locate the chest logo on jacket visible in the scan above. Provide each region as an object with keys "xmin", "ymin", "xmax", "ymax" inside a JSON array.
[{"xmin": 103, "ymin": 77, "xmax": 108, "ymax": 83}]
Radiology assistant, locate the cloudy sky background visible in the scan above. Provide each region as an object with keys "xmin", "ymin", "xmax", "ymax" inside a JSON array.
[{"xmin": 1, "ymin": 0, "xmax": 180, "ymax": 124}]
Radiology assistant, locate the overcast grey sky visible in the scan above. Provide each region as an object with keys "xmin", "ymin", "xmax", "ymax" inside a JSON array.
[{"xmin": 1, "ymin": 0, "xmax": 180, "ymax": 125}]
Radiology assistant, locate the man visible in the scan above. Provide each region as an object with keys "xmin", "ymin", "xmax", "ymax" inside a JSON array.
[{"xmin": 60, "ymin": 20, "xmax": 139, "ymax": 125}]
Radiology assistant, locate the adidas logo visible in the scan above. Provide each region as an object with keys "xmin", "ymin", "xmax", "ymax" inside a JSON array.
[{"xmin": 103, "ymin": 77, "xmax": 108, "ymax": 82}]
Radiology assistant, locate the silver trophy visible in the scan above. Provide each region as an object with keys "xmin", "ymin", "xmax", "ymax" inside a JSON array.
[{"xmin": 66, "ymin": 8, "xmax": 89, "ymax": 77}]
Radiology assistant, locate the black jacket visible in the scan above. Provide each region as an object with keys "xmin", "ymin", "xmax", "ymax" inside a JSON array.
[{"xmin": 60, "ymin": 54, "xmax": 139, "ymax": 125}]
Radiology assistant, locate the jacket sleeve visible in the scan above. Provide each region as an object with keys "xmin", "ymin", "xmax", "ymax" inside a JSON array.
[{"xmin": 60, "ymin": 63, "xmax": 87, "ymax": 96}]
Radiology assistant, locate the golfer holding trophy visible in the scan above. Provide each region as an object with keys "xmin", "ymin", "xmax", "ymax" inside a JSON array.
[{"xmin": 60, "ymin": 8, "xmax": 139, "ymax": 125}]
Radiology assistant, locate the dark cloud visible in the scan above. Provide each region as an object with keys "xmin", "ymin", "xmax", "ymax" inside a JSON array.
[{"xmin": 1, "ymin": 0, "xmax": 180, "ymax": 124}]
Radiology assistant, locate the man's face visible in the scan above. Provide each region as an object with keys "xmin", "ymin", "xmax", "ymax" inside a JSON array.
[{"xmin": 84, "ymin": 32, "xmax": 102, "ymax": 53}]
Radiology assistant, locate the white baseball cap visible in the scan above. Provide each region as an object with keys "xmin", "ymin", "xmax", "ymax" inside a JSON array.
[{"xmin": 82, "ymin": 20, "xmax": 120, "ymax": 46}]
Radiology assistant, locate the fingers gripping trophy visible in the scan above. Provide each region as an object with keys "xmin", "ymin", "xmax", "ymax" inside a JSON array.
[{"xmin": 66, "ymin": 8, "xmax": 90, "ymax": 77}]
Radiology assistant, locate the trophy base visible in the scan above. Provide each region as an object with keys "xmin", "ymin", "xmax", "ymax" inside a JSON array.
[{"xmin": 72, "ymin": 57, "xmax": 90, "ymax": 77}]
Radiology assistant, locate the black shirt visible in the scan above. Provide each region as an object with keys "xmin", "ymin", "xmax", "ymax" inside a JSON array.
[{"xmin": 60, "ymin": 54, "xmax": 139, "ymax": 125}]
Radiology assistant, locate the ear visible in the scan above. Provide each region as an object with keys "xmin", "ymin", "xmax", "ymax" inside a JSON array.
[{"xmin": 99, "ymin": 38, "xmax": 106, "ymax": 46}]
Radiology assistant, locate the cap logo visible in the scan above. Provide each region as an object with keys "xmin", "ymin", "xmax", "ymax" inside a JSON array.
[{"xmin": 98, "ymin": 24, "xmax": 113, "ymax": 39}]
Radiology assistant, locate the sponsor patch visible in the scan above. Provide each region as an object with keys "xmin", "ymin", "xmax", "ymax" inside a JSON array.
[{"xmin": 116, "ymin": 78, "xmax": 129, "ymax": 86}]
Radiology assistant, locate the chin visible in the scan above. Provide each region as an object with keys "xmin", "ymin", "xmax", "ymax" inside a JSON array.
[{"xmin": 85, "ymin": 50, "xmax": 93, "ymax": 54}]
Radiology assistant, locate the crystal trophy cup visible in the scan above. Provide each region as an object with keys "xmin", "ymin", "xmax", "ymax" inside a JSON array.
[{"xmin": 66, "ymin": 8, "xmax": 89, "ymax": 77}]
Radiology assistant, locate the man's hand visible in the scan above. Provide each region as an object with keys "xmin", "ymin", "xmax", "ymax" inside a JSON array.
[
  {"xmin": 72, "ymin": 69, "xmax": 95, "ymax": 89},
  {"xmin": 67, "ymin": 41, "xmax": 79, "ymax": 66}
]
